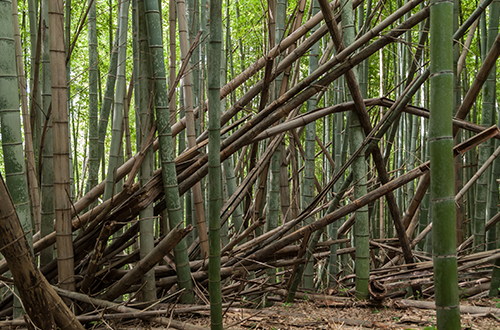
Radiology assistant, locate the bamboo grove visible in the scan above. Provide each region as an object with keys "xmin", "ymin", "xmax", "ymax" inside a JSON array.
[{"xmin": 1, "ymin": 0, "xmax": 500, "ymax": 328}]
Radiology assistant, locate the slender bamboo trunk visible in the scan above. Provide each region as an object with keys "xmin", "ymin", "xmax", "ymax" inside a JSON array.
[
  {"xmin": 144, "ymin": 0, "xmax": 194, "ymax": 304},
  {"xmin": 221, "ymin": 0, "xmax": 243, "ymax": 244},
  {"xmin": 208, "ymin": 0, "xmax": 223, "ymax": 327},
  {"xmin": 48, "ymin": 0, "xmax": 75, "ymax": 293},
  {"xmin": 302, "ymin": 0, "xmax": 320, "ymax": 290},
  {"xmin": 103, "ymin": 0, "xmax": 129, "ymax": 203},
  {"xmin": 87, "ymin": 0, "xmax": 99, "ymax": 194},
  {"xmin": 2, "ymin": 0, "xmax": 35, "ymax": 316},
  {"xmin": 40, "ymin": 0, "xmax": 54, "ymax": 268},
  {"xmin": 484, "ymin": 0, "xmax": 499, "ymax": 251},
  {"xmin": 474, "ymin": 1, "xmax": 499, "ymax": 251},
  {"xmin": 339, "ymin": 0, "xmax": 370, "ymax": 300},
  {"xmin": 137, "ymin": 0, "xmax": 156, "ymax": 301},
  {"xmin": 11, "ymin": 0, "xmax": 40, "ymax": 236},
  {"xmin": 97, "ymin": 28, "xmax": 120, "ymax": 177},
  {"xmin": 177, "ymin": 0, "xmax": 209, "ymax": 259},
  {"xmin": 429, "ymin": 0, "xmax": 461, "ymax": 325}
]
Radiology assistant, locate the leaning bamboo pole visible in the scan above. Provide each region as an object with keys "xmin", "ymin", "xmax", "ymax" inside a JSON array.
[{"xmin": 0, "ymin": 173, "xmax": 84, "ymax": 330}]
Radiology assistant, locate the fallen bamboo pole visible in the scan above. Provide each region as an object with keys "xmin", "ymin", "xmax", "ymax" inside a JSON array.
[
  {"xmin": 53, "ymin": 287, "xmax": 206, "ymax": 330},
  {"xmin": 395, "ymin": 299, "xmax": 500, "ymax": 316}
]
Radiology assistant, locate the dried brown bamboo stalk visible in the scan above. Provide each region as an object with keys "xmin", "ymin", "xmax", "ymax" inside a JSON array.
[
  {"xmin": 316, "ymin": 134, "xmax": 335, "ymax": 169},
  {"xmin": 289, "ymin": 133, "xmax": 300, "ymax": 220},
  {"xmin": 457, "ymin": 19, "xmax": 479, "ymax": 76},
  {"xmin": 168, "ymin": 31, "xmax": 202, "ymax": 102}
]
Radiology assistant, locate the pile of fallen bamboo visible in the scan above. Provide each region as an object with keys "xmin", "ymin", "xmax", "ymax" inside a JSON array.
[
  {"xmin": 1, "ymin": 136, "xmax": 499, "ymax": 328},
  {"xmin": 2, "ymin": 0, "xmax": 500, "ymax": 327}
]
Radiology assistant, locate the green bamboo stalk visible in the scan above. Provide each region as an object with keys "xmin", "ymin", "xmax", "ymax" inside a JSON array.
[
  {"xmin": 429, "ymin": 0, "xmax": 461, "ymax": 325},
  {"xmin": 219, "ymin": 32, "xmax": 229, "ymax": 247},
  {"xmin": 87, "ymin": 0, "xmax": 99, "ymax": 194},
  {"xmin": 169, "ymin": 0, "xmax": 176, "ymax": 125},
  {"xmin": 222, "ymin": 0, "xmax": 243, "ymax": 243},
  {"xmin": 136, "ymin": 0, "xmax": 156, "ymax": 302},
  {"xmin": 1, "ymin": 0, "xmax": 35, "ymax": 317},
  {"xmin": 12, "ymin": 0, "xmax": 40, "ymax": 237},
  {"xmin": 144, "ymin": 0, "xmax": 194, "ymax": 304},
  {"xmin": 341, "ymin": 0, "xmax": 369, "ymax": 300},
  {"xmin": 302, "ymin": 0, "xmax": 320, "ymax": 290},
  {"xmin": 453, "ymin": 0, "xmax": 464, "ymax": 246},
  {"xmin": 418, "ymin": 133, "xmax": 430, "ymax": 251},
  {"xmin": 264, "ymin": 0, "xmax": 283, "ymax": 286},
  {"xmin": 26, "ymin": 0, "xmax": 41, "ymax": 153},
  {"xmin": 328, "ymin": 110, "xmax": 344, "ymax": 283},
  {"xmin": 485, "ymin": 0, "xmax": 499, "ymax": 251},
  {"xmin": 40, "ymin": 0, "xmax": 53, "ymax": 268},
  {"xmin": 65, "ymin": 0, "xmax": 74, "ymax": 202},
  {"xmin": 488, "ymin": 0, "xmax": 500, "ymax": 293},
  {"xmin": 475, "ymin": 0, "xmax": 499, "ymax": 251},
  {"xmin": 208, "ymin": 0, "xmax": 223, "ymax": 327},
  {"xmin": 103, "ymin": 0, "xmax": 129, "ymax": 203},
  {"xmin": 488, "ymin": 137, "xmax": 500, "ymax": 297},
  {"xmin": 97, "ymin": 27, "xmax": 120, "ymax": 179}
]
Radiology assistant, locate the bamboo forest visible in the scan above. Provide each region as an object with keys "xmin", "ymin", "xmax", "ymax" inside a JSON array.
[{"xmin": 2, "ymin": 0, "xmax": 500, "ymax": 328}]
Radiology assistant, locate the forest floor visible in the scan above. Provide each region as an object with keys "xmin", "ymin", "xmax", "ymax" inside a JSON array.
[{"xmin": 78, "ymin": 297, "xmax": 500, "ymax": 330}]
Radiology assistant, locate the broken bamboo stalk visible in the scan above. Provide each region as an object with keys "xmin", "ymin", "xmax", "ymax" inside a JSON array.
[{"xmin": 100, "ymin": 224, "xmax": 193, "ymax": 301}]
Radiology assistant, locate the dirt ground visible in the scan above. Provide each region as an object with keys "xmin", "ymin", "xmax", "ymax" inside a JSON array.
[{"xmin": 87, "ymin": 297, "xmax": 500, "ymax": 329}]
